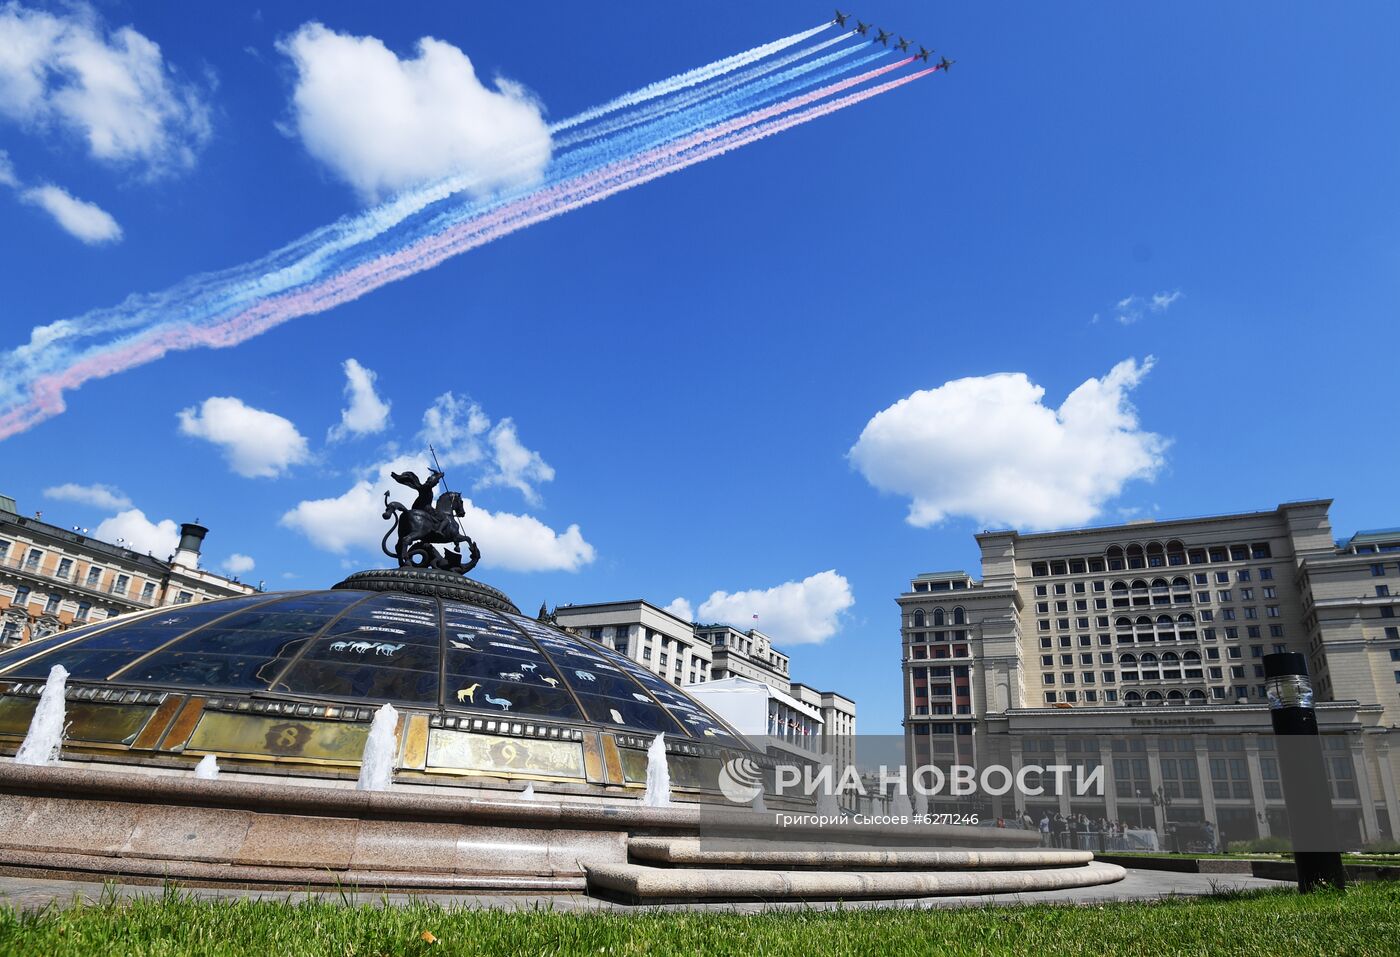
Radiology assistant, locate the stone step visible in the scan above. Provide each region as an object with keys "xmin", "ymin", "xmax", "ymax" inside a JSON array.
[
  {"xmin": 629, "ymin": 837, "xmax": 1094, "ymax": 871},
  {"xmin": 587, "ymin": 860, "xmax": 1126, "ymax": 904}
]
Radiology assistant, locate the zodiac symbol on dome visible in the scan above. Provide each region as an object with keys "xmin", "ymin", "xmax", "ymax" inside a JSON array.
[
  {"xmin": 449, "ymin": 639, "xmax": 474, "ymax": 651},
  {"xmin": 329, "ymin": 641, "xmax": 350, "ymax": 652},
  {"xmin": 703, "ymin": 729, "xmax": 718, "ymax": 737},
  {"xmin": 373, "ymin": 642, "xmax": 404, "ymax": 656},
  {"xmin": 498, "ymin": 671, "xmax": 523, "ymax": 681},
  {"xmin": 519, "ymin": 662, "xmax": 537, "ymax": 672},
  {"xmin": 540, "ymin": 677, "xmax": 559, "ymax": 688},
  {"xmin": 632, "ymin": 693, "xmax": 651, "ymax": 702},
  {"xmin": 485, "ymin": 693, "xmax": 512, "ymax": 711},
  {"xmin": 609, "ymin": 709, "xmax": 623, "ymax": 723},
  {"xmin": 574, "ymin": 670, "xmax": 596, "ymax": 682},
  {"xmin": 456, "ymin": 683, "xmax": 480, "ymax": 704}
]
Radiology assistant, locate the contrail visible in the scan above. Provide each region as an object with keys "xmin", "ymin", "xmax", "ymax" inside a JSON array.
[
  {"xmin": 555, "ymin": 33, "xmax": 861, "ymax": 148},
  {"xmin": 0, "ymin": 36, "xmax": 936, "ymax": 439},
  {"xmin": 549, "ymin": 22, "xmax": 832, "ymax": 132}
]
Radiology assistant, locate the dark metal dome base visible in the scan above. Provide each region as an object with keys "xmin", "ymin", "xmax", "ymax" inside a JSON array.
[{"xmin": 332, "ymin": 568, "xmax": 520, "ymax": 615}]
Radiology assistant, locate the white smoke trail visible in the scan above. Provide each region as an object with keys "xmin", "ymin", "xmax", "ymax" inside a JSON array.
[{"xmin": 549, "ymin": 22, "xmax": 832, "ymax": 132}]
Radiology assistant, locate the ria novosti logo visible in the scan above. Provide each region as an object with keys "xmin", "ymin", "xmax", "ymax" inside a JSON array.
[{"xmin": 717, "ymin": 756, "xmax": 765, "ymax": 803}]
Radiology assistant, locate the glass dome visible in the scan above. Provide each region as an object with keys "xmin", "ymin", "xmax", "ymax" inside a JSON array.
[{"xmin": 0, "ymin": 589, "xmax": 745, "ymax": 746}]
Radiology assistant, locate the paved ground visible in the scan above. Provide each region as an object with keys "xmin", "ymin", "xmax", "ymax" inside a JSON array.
[{"xmin": 0, "ymin": 868, "xmax": 1293, "ymax": 913}]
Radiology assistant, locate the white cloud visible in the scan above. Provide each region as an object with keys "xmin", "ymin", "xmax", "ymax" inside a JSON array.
[
  {"xmin": 850, "ymin": 358, "xmax": 1168, "ymax": 531},
  {"xmin": 278, "ymin": 22, "xmax": 551, "ymax": 202},
  {"xmin": 663, "ymin": 597, "xmax": 693, "ymax": 621},
  {"xmin": 0, "ymin": 148, "xmax": 15, "ymax": 186},
  {"xmin": 94, "ymin": 508, "xmax": 179, "ymax": 557},
  {"xmin": 279, "ymin": 476, "xmax": 594, "ymax": 573},
  {"xmin": 43, "ymin": 482, "xmax": 131, "ymax": 510},
  {"xmin": 479, "ymin": 419, "xmax": 554, "ymax": 504},
  {"xmin": 327, "ymin": 357, "xmax": 390, "ymax": 441},
  {"xmin": 177, "ymin": 396, "xmax": 311, "ymax": 478},
  {"xmin": 19, "ymin": 183, "xmax": 121, "ymax": 243},
  {"xmin": 223, "ymin": 553, "xmax": 255, "ymax": 575},
  {"xmin": 696, "ymin": 570, "xmax": 854, "ymax": 646},
  {"xmin": 419, "ymin": 392, "xmax": 554, "ymax": 504},
  {"xmin": 0, "ymin": 2, "xmax": 211, "ymax": 175},
  {"xmin": 1110, "ymin": 290, "xmax": 1183, "ymax": 325}
]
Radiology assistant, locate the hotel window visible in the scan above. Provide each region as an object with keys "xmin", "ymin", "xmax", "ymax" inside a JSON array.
[
  {"xmin": 56, "ymin": 558, "xmax": 73, "ymax": 579},
  {"xmin": 1260, "ymin": 567, "xmax": 1274, "ymax": 580},
  {"xmin": 1082, "ymin": 672, "xmax": 1095, "ymax": 684},
  {"xmin": 1225, "ymin": 626, "xmax": 1238, "ymax": 638},
  {"xmin": 85, "ymin": 566, "xmax": 102, "ymax": 587},
  {"xmin": 1215, "ymin": 571, "xmax": 1229, "ymax": 583},
  {"xmin": 1035, "ymin": 585, "xmax": 1048, "ymax": 597},
  {"xmin": 1064, "ymin": 691, "xmax": 1078, "ymax": 703},
  {"xmin": 1228, "ymin": 646, "xmax": 1242, "ymax": 659},
  {"xmin": 1100, "ymin": 652, "xmax": 1113, "ymax": 663},
  {"xmin": 1244, "ymin": 607, "xmax": 1258, "ymax": 619},
  {"xmin": 1093, "ymin": 580, "xmax": 1106, "ymax": 592},
  {"xmin": 1247, "ymin": 626, "xmax": 1261, "ymax": 639},
  {"xmin": 113, "ymin": 574, "xmax": 130, "ymax": 595},
  {"xmin": 140, "ymin": 581, "xmax": 156, "ymax": 602},
  {"xmin": 1062, "ymin": 672, "xmax": 1075, "ymax": 684},
  {"xmin": 43, "ymin": 594, "xmax": 60, "ymax": 614},
  {"xmin": 1039, "ymin": 636, "xmax": 1052, "ymax": 649},
  {"xmin": 175, "ymin": 591, "xmax": 193, "ymax": 604},
  {"xmin": 1266, "ymin": 606, "xmax": 1280, "ymax": 618},
  {"xmin": 1104, "ymin": 690, "xmax": 1118, "ymax": 702},
  {"xmin": 1043, "ymin": 673, "xmax": 1055, "ymax": 685},
  {"xmin": 1085, "ymin": 690, "xmax": 1098, "ymax": 702},
  {"xmin": 1042, "ymin": 655, "xmax": 1053, "ymax": 666},
  {"xmin": 13, "ymin": 586, "xmax": 30, "ymax": 607},
  {"xmin": 1036, "ymin": 602, "xmax": 1049, "ymax": 614},
  {"xmin": 1059, "ymin": 636, "xmax": 1071, "ymax": 648},
  {"xmin": 1200, "ymin": 610, "xmax": 1214, "ymax": 622},
  {"xmin": 1373, "ymin": 564, "xmax": 1387, "ymax": 577},
  {"xmin": 75, "ymin": 601, "xmax": 91, "ymax": 621},
  {"xmin": 1060, "ymin": 654, "xmax": 1073, "ymax": 665},
  {"xmin": 1044, "ymin": 692, "xmax": 1057, "ymax": 704},
  {"xmin": 1194, "ymin": 573, "xmax": 1208, "ymax": 585},
  {"xmin": 1039, "ymin": 620, "xmax": 1050, "ymax": 631},
  {"xmin": 24, "ymin": 549, "xmax": 41, "ymax": 570},
  {"xmin": 1218, "ymin": 590, "xmax": 1232, "ymax": 602},
  {"xmin": 1241, "ymin": 588, "xmax": 1254, "ymax": 600},
  {"xmin": 1222, "ymin": 608, "xmax": 1236, "ymax": 621},
  {"xmin": 1263, "ymin": 586, "xmax": 1276, "ymax": 599},
  {"xmin": 1080, "ymin": 652, "xmax": 1093, "ymax": 664},
  {"xmin": 1237, "ymin": 570, "xmax": 1252, "ymax": 582},
  {"xmin": 1377, "ymin": 585, "xmax": 1391, "ymax": 597}
]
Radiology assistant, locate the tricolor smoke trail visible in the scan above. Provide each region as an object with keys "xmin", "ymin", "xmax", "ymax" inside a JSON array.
[{"xmin": 0, "ymin": 25, "xmax": 943, "ymax": 440}]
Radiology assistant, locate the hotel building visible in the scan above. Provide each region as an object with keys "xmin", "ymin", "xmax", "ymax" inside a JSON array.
[{"xmin": 899, "ymin": 501, "xmax": 1400, "ymax": 848}]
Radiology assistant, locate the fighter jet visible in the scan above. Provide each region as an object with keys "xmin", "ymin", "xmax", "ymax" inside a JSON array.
[
  {"xmin": 915, "ymin": 46, "xmax": 933, "ymax": 63},
  {"xmin": 833, "ymin": 9, "xmax": 850, "ymax": 27},
  {"xmin": 937, "ymin": 56, "xmax": 956, "ymax": 71},
  {"xmin": 873, "ymin": 28, "xmax": 892, "ymax": 46},
  {"xmin": 895, "ymin": 37, "xmax": 911, "ymax": 52},
  {"xmin": 854, "ymin": 20, "xmax": 870, "ymax": 36}
]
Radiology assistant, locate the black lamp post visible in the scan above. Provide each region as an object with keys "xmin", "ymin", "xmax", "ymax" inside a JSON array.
[{"xmin": 1263, "ymin": 652, "xmax": 1347, "ymax": 892}]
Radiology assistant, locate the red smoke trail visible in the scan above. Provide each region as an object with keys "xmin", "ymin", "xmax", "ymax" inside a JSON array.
[{"xmin": 0, "ymin": 62, "xmax": 934, "ymax": 440}]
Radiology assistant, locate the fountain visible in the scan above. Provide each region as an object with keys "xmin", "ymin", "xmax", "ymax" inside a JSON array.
[
  {"xmin": 193, "ymin": 754, "xmax": 220, "ymax": 780},
  {"xmin": 14, "ymin": 665, "xmax": 68, "ymax": 766},
  {"xmin": 356, "ymin": 703, "xmax": 399, "ymax": 791},
  {"xmin": 641, "ymin": 733, "xmax": 673, "ymax": 807},
  {"xmin": 521, "ymin": 782, "xmax": 536, "ymax": 800}
]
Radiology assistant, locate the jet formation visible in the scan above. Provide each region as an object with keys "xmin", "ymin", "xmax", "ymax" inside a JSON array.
[{"xmin": 834, "ymin": 10, "xmax": 954, "ymax": 70}]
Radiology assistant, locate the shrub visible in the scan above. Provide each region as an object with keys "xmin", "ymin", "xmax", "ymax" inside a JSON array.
[{"xmin": 1226, "ymin": 837, "xmax": 1291, "ymax": 854}]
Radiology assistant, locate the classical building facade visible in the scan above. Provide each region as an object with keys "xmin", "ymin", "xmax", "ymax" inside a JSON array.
[
  {"xmin": 0, "ymin": 505, "xmax": 257, "ymax": 646},
  {"xmin": 553, "ymin": 600, "xmax": 713, "ymax": 685},
  {"xmin": 899, "ymin": 501, "xmax": 1400, "ymax": 848},
  {"xmin": 554, "ymin": 602, "xmax": 857, "ymax": 774}
]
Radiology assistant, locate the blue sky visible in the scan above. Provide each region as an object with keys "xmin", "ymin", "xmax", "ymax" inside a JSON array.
[{"xmin": 1, "ymin": 2, "xmax": 1398, "ymax": 733}]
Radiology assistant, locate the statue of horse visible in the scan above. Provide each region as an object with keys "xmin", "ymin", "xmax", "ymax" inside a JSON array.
[{"xmin": 381, "ymin": 488, "xmax": 480, "ymax": 573}]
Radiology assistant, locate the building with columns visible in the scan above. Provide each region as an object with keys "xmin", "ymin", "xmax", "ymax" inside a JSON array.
[
  {"xmin": 899, "ymin": 500, "xmax": 1399, "ymax": 848},
  {"xmin": 0, "ymin": 502, "xmax": 257, "ymax": 646}
]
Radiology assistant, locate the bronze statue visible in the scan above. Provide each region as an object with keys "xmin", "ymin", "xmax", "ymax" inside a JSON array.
[{"xmin": 381, "ymin": 469, "xmax": 480, "ymax": 574}]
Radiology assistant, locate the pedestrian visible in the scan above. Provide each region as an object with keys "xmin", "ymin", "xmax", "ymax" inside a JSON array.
[{"xmin": 1039, "ymin": 813, "xmax": 1051, "ymax": 847}]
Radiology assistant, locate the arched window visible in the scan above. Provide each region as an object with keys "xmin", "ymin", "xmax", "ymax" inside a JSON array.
[
  {"xmin": 1131, "ymin": 579, "xmax": 1149, "ymax": 591},
  {"xmin": 1111, "ymin": 580, "xmax": 1128, "ymax": 593},
  {"xmin": 913, "ymin": 609, "xmax": 925, "ymax": 628},
  {"xmin": 1183, "ymin": 650, "xmax": 1201, "ymax": 662},
  {"xmin": 1156, "ymin": 614, "xmax": 1173, "ymax": 627},
  {"xmin": 1135, "ymin": 616, "xmax": 1152, "ymax": 628},
  {"xmin": 1162, "ymin": 652, "xmax": 1179, "ymax": 663},
  {"xmin": 1146, "ymin": 542, "xmax": 1166, "ymax": 567},
  {"xmin": 1120, "ymin": 653, "xmax": 1138, "ymax": 665},
  {"xmin": 1167, "ymin": 690, "xmax": 1185, "ymax": 703},
  {"xmin": 1151, "ymin": 577, "xmax": 1169, "ymax": 589},
  {"xmin": 1146, "ymin": 691, "xmax": 1163, "ymax": 703},
  {"xmin": 1171, "ymin": 576, "xmax": 1189, "ymax": 588},
  {"xmin": 952, "ymin": 607, "xmax": 966, "ymax": 626},
  {"xmin": 933, "ymin": 608, "xmax": 945, "ymax": 627},
  {"xmin": 1115, "ymin": 617, "xmax": 1133, "ymax": 629},
  {"xmin": 1188, "ymin": 689, "xmax": 1206, "ymax": 702},
  {"xmin": 1127, "ymin": 544, "xmax": 1146, "ymax": 569},
  {"xmin": 1125, "ymin": 691, "xmax": 1142, "ymax": 702},
  {"xmin": 1140, "ymin": 652, "xmax": 1158, "ymax": 664},
  {"xmin": 1177, "ymin": 612, "xmax": 1195, "ymax": 624}
]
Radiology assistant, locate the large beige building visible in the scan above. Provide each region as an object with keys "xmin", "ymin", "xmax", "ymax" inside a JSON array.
[
  {"xmin": 1, "ymin": 501, "xmax": 256, "ymax": 646},
  {"xmin": 899, "ymin": 501, "xmax": 1400, "ymax": 848}
]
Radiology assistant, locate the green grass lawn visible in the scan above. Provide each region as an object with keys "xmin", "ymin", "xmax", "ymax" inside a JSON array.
[{"xmin": 0, "ymin": 883, "xmax": 1398, "ymax": 957}]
